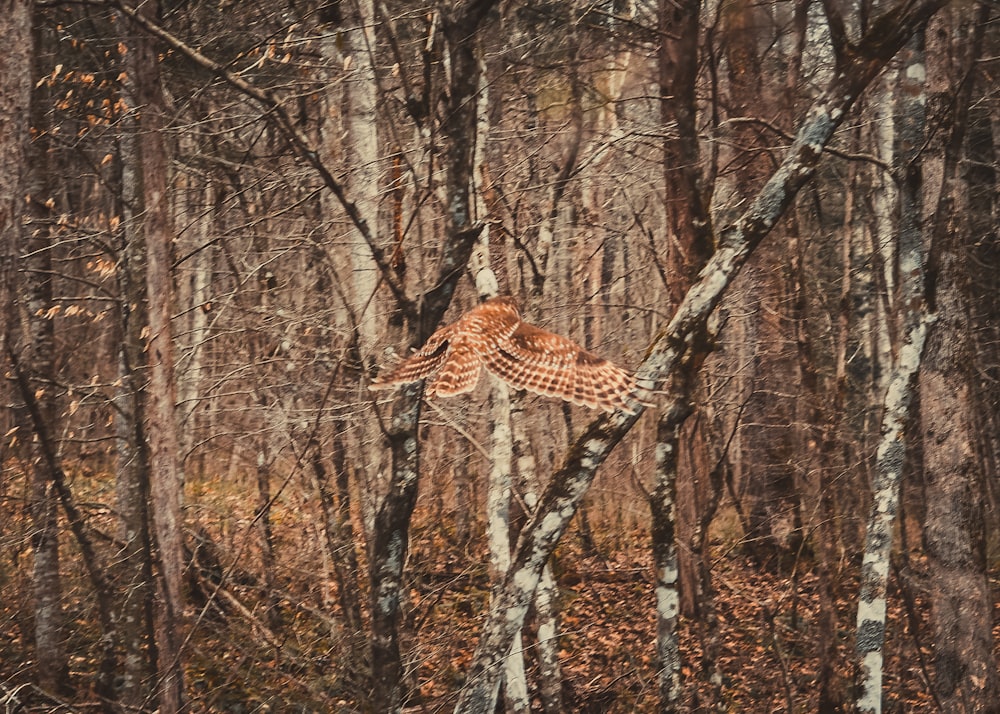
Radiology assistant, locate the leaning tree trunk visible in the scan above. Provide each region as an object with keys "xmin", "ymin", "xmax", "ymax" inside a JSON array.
[
  {"xmin": 454, "ymin": 1, "xmax": 948, "ymax": 709},
  {"xmin": 854, "ymin": 31, "xmax": 930, "ymax": 714}
]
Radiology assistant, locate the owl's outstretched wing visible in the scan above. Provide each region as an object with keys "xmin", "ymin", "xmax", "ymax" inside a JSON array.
[
  {"xmin": 370, "ymin": 296, "xmax": 645, "ymax": 414},
  {"xmin": 369, "ymin": 325, "xmax": 454, "ymax": 390},
  {"xmin": 484, "ymin": 322, "xmax": 642, "ymax": 413},
  {"xmin": 369, "ymin": 297, "xmax": 519, "ymax": 396},
  {"xmin": 424, "ymin": 336, "xmax": 484, "ymax": 398}
]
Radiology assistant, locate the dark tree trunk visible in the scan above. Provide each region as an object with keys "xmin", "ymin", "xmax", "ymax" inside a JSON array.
[
  {"xmin": 113, "ymin": 62, "xmax": 159, "ymax": 709},
  {"xmin": 654, "ymin": 0, "xmax": 715, "ymax": 706},
  {"xmin": 921, "ymin": 229, "xmax": 1000, "ymax": 713},
  {"xmin": 129, "ymin": 2, "xmax": 186, "ymax": 709},
  {"xmin": 312, "ymin": 434, "xmax": 365, "ymax": 635},
  {"xmin": 368, "ymin": 4, "xmax": 496, "ymax": 709},
  {"xmin": 21, "ymin": 14, "xmax": 72, "ymax": 697},
  {"xmin": 723, "ymin": 0, "xmax": 804, "ymax": 565},
  {"xmin": 0, "ymin": 2, "xmax": 33, "ymax": 336},
  {"xmin": 921, "ymin": 8, "xmax": 1000, "ymax": 711}
]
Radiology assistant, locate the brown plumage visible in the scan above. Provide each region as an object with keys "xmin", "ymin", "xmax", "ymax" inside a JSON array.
[{"xmin": 370, "ymin": 296, "xmax": 644, "ymax": 413}]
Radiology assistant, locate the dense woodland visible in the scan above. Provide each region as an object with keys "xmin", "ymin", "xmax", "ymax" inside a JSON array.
[{"xmin": 1, "ymin": 0, "xmax": 998, "ymax": 712}]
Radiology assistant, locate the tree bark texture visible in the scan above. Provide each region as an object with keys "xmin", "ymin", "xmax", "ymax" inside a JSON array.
[
  {"xmin": 339, "ymin": 0, "xmax": 381, "ymax": 357},
  {"xmin": 129, "ymin": 1, "xmax": 186, "ymax": 708},
  {"xmin": 486, "ymin": 382, "xmax": 530, "ymax": 714},
  {"xmin": 114, "ymin": 59, "xmax": 159, "ymax": 708},
  {"xmin": 22, "ymin": 21, "xmax": 71, "ymax": 694},
  {"xmin": 0, "ymin": 0, "xmax": 33, "ymax": 331},
  {"xmin": 655, "ymin": 0, "xmax": 714, "ymax": 702},
  {"xmin": 920, "ymin": 7, "xmax": 1000, "ymax": 711},
  {"xmin": 651, "ymin": 397, "xmax": 692, "ymax": 711},
  {"xmin": 657, "ymin": 0, "xmax": 716, "ymax": 623},
  {"xmin": 854, "ymin": 32, "xmax": 929, "ymax": 714}
]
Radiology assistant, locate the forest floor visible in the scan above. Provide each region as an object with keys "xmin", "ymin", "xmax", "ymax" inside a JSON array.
[
  {"xmin": 2, "ymin": 477, "xmax": 999, "ymax": 713},
  {"xmin": 398, "ymin": 521, "xmax": 953, "ymax": 714}
]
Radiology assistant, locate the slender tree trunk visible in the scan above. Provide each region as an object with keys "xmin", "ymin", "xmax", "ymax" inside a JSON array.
[
  {"xmin": 130, "ymin": 2, "xmax": 186, "ymax": 708},
  {"xmin": 341, "ymin": 0, "xmax": 380, "ymax": 356},
  {"xmin": 22, "ymin": 32, "xmax": 72, "ymax": 695},
  {"xmin": 8, "ymin": 346, "xmax": 121, "ymax": 710},
  {"xmin": 473, "ymin": 218, "xmax": 530, "ymax": 714},
  {"xmin": 724, "ymin": 0, "xmax": 806, "ymax": 565},
  {"xmin": 0, "ymin": 0, "xmax": 33, "ymax": 330},
  {"xmin": 312, "ymin": 435, "xmax": 364, "ymax": 635},
  {"xmin": 368, "ymin": 4, "xmax": 496, "ymax": 710},
  {"xmin": 114, "ymin": 310, "xmax": 158, "ymax": 710},
  {"xmin": 655, "ymin": 0, "xmax": 713, "ymax": 705},
  {"xmin": 855, "ymin": 33, "xmax": 932, "ymax": 714},
  {"xmin": 486, "ymin": 382, "xmax": 530, "ymax": 714},
  {"xmin": 510, "ymin": 395, "xmax": 563, "ymax": 714},
  {"xmin": 793, "ymin": 229, "xmax": 844, "ymax": 711},
  {"xmin": 651, "ymin": 398, "xmax": 692, "ymax": 711},
  {"xmin": 114, "ymin": 49, "xmax": 159, "ymax": 710},
  {"xmin": 175, "ymin": 153, "xmax": 211, "ymax": 469},
  {"xmin": 255, "ymin": 442, "xmax": 281, "ymax": 631}
]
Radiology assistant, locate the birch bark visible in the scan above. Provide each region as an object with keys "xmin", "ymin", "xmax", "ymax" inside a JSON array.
[{"xmin": 854, "ymin": 30, "xmax": 934, "ymax": 712}]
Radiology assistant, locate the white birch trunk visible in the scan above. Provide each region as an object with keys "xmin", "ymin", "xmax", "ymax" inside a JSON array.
[
  {"xmin": 175, "ymin": 160, "xmax": 212, "ymax": 464},
  {"xmin": 510, "ymin": 397, "xmax": 563, "ymax": 713},
  {"xmin": 652, "ymin": 399, "xmax": 691, "ymax": 709},
  {"xmin": 871, "ymin": 70, "xmax": 897, "ymax": 385},
  {"xmin": 473, "ymin": 88, "xmax": 530, "ymax": 706},
  {"xmin": 341, "ymin": 0, "xmax": 381, "ymax": 356},
  {"xmin": 854, "ymin": 37, "xmax": 930, "ymax": 714},
  {"xmin": 319, "ymin": 0, "xmax": 384, "ymax": 534},
  {"xmin": 486, "ymin": 381, "xmax": 530, "ymax": 714}
]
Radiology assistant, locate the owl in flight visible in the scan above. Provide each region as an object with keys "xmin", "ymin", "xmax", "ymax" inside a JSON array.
[{"xmin": 370, "ymin": 296, "xmax": 645, "ymax": 413}]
